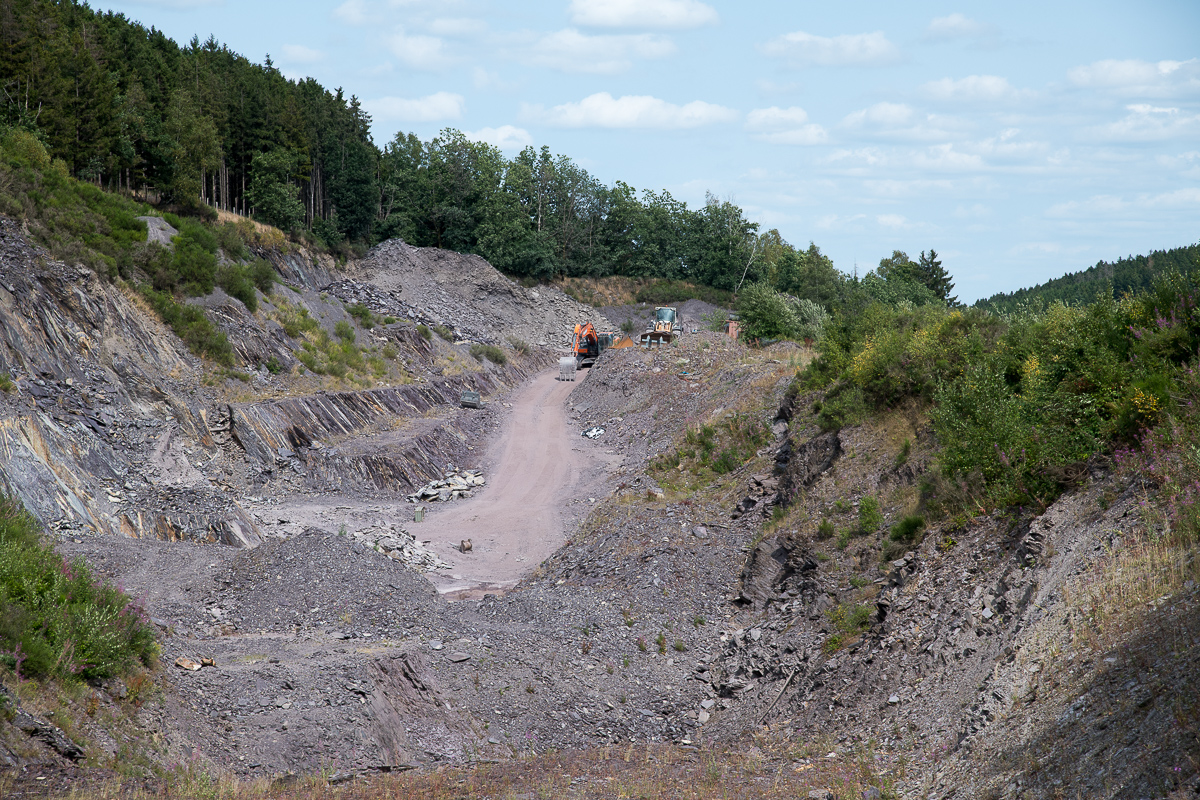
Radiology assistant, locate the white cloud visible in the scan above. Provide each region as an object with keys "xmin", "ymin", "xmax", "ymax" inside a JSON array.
[
  {"xmin": 842, "ymin": 102, "xmax": 967, "ymax": 141},
  {"xmin": 387, "ymin": 27, "xmax": 453, "ymax": 70},
  {"xmin": 746, "ymin": 106, "xmax": 828, "ymax": 145},
  {"xmin": 1047, "ymin": 188, "xmax": 1200, "ymax": 218},
  {"xmin": 864, "ymin": 179, "xmax": 954, "ymax": 198},
  {"xmin": 821, "ymin": 148, "xmax": 887, "ymax": 172},
  {"xmin": 922, "ymin": 75, "xmax": 1029, "ymax": 103},
  {"xmin": 524, "ymin": 92, "xmax": 737, "ymax": 129},
  {"xmin": 914, "ymin": 144, "xmax": 985, "ymax": 171},
  {"xmin": 334, "ymin": 0, "xmax": 367, "ymax": 25},
  {"xmin": 844, "ymin": 102, "xmax": 914, "ymax": 127},
  {"xmin": 569, "ymin": 0, "xmax": 717, "ymax": 29},
  {"xmin": 815, "ymin": 212, "xmax": 868, "ymax": 231},
  {"xmin": 1091, "ymin": 104, "xmax": 1200, "ymax": 142},
  {"xmin": 1158, "ymin": 150, "xmax": 1200, "ymax": 179},
  {"xmin": 876, "ymin": 214, "xmax": 912, "ymax": 230},
  {"xmin": 953, "ymin": 203, "xmax": 991, "ymax": 219},
  {"xmin": 427, "ymin": 17, "xmax": 487, "ymax": 37},
  {"xmin": 926, "ymin": 13, "xmax": 990, "ymax": 40},
  {"xmin": 760, "ymin": 127, "xmax": 829, "ymax": 145},
  {"xmin": 465, "ymin": 125, "xmax": 533, "ymax": 151},
  {"xmin": 279, "ymin": 44, "xmax": 324, "ymax": 64},
  {"xmin": 365, "ymin": 91, "xmax": 465, "ymax": 122},
  {"xmin": 762, "ymin": 31, "xmax": 900, "ymax": 67},
  {"xmin": 1068, "ymin": 58, "xmax": 1200, "ymax": 97},
  {"xmin": 746, "ymin": 106, "xmax": 810, "ymax": 130},
  {"xmin": 518, "ymin": 29, "xmax": 675, "ymax": 74}
]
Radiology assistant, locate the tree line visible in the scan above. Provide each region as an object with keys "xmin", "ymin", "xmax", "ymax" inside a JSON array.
[
  {"xmin": 1, "ymin": 0, "xmax": 967, "ymax": 303},
  {"xmin": 976, "ymin": 243, "xmax": 1200, "ymax": 314}
]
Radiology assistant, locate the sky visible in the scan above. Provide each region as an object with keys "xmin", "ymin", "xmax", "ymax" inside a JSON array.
[{"xmin": 95, "ymin": 0, "xmax": 1200, "ymax": 303}]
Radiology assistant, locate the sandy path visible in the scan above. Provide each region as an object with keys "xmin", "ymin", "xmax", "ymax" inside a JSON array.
[{"xmin": 419, "ymin": 368, "xmax": 615, "ymax": 596}]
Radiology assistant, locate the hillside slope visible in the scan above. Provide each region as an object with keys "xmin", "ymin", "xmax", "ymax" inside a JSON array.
[{"xmin": 0, "ymin": 216, "xmax": 1196, "ymax": 800}]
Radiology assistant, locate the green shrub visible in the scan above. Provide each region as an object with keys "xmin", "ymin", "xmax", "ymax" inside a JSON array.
[
  {"xmin": 469, "ymin": 343, "xmax": 507, "ymax": 365},
  {"xmin": 334, "ymin": 320, "xmax": 355, "ymax": 343},
  {"xmin": 858, "ymin": 496, "xmax": 883, "ymax": 534},
  {"xmin": 417, "ymin": 324, "xmax": 432, "ymax": 341},
  {"xmin": 620, "ymin": 318, "xmax": 636, "ymax": 334},
  {"xmin": 348, "ymin": 303, "xmax": 375, "ymax": 329},
  {"xmin": 824, "ymin": 602, "xmax": 872, "ymax": 653},
  {"xmin": 882, "ymin": 515, "xmax": 926, "ymax": 562},
  {"xmin": 506, "ymin": 335, "xmax": 530, "ymax": 355},
  {"xmin": 432, "ymin": 324, "xmax": 454, "ymax": 341},
  {"xmin": 0, "ymin": 496, "xmax": 157, "ymax": 681},
  {"xmin": 736, "ymin": 282, "xmax": 799, "ymax": 341},
  {"xmin": 817, "ymin": 518, "xmax": 836, "ymax": 539},
  {"xmin": 215, "ymin": 221, "xmax": 249, "ymax": 260},
  {"xmin": 250, "ymin": 259, "xmax": 275, "ymax": 294},
  {"xmin": 0, "ymin": 373, "xmax": 13, "ymax": 393},
  {"xmin": 140, "ymin": 287, "xmax": 233, "ymax": 365},
  {"xmin": 216, "ymin": 263, "xmax": 258, "ymax": 312}
]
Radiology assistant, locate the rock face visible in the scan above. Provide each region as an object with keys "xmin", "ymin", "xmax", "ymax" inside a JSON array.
[
  {"xmin": 351, "ymin": 238, "xmax": 615, "ymax": 346},
  {"xmin": 0, "ymin": 218, "xmax": 549, "ymax": 544}
]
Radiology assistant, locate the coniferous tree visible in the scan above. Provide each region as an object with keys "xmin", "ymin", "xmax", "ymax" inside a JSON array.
[{"xmin": 917, "ymin": 249, "xmax": 957, "ymax": 305}]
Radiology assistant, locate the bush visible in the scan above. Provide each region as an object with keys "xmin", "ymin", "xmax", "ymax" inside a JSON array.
[
  {"xmin": 417, "ymin": 324, "xmax": 432, "ymax": 341},
  {"xmin": 140, "ymin": 287, "xmax": 233, "ymax": 365},
  {"xmin": 348, "ymin": 303, "xmax": 375, "ymax": 329},
  {"xmin": 817, "ymin": 518, "xmax": 836, "ymax": 539},
  {"xmin": 470, "ymin": 343, "xmax": 507, "ymax": 365},
  {"xmin": 736, "ymin": 282, "xmax": 799, "ymax": 341},
  {"xmin": 793, "ymin": 297, "xmax": 830, "ymax": 343},
  {"xmin": 0, "ymin": 496, "xmax": 157, "ymax": 680},
  {"xmin": 334, "ymin": 320, "xmax": 355, "ymax": 343},
  {"xmin": 858, "ymin": 496, "xmax": 883, "ymax": 534},
  {"xmin": 217, "ymin": 263, "xmax": 258, "ymax": 312},
  {"xmin": 432, "ymin": 324, "xmax": 454, "ymax": 341}
]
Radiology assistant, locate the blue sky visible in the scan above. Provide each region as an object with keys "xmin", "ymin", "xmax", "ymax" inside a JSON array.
[{"xmin": 99, "ymin": 0, "xmax": 1199, "ymax": 302}]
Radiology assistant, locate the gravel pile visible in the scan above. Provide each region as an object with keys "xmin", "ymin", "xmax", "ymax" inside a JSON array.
[{"xmin": 351, "ymin": 239, "xmax": 614, "ymax": 347}]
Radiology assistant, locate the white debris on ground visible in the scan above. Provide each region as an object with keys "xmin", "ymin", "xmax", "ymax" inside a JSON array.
[
  {"xmin": 351, "ymin": 524, "xmax": 450, "ymax": 570},
  {"xmin": 406, "ymin": 466, "xmax": 486, "ymax": 504},
  {"xmin": 582, "ymin": 426, "xmax": 605, "ymax": 439}
]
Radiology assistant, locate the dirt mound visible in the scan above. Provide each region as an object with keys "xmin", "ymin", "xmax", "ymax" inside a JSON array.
[{"xmin": 351, "ymin": 239, "xmax": 614, "ymax": 347}]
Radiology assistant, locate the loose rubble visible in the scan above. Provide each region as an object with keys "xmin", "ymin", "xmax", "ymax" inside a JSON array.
[{"xmin": 405, "ymin": 466, "xmax": 485, "ymax": 504}]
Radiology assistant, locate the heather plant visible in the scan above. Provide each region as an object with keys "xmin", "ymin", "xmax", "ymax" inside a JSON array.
[{"xmin": 0, "ymin": 496, "xmax": 157, "ymax": 681}]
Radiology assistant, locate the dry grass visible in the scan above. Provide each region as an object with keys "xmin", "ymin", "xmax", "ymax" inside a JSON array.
[
  {"xmin": 555, "ymin": 276, "xmax": 641, "ymax": 306},
  {"xmin": 1065, "ymin": 532, "xmax": 1200, "ymax": 654},
  {"xmin": 47, "ymin": 741, "xmax": 895, "ymax": 800}
]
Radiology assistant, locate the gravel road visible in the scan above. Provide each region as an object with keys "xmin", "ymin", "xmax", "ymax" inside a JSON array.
[{"xmin": 419, "ymin": 368, "xmax": 623, "ymax": 597}]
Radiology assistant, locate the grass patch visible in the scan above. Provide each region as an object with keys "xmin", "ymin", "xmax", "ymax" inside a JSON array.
[
  {"xmin": 0, "ymin": 496, "xmax": 157, "ymax": 681},
  {"xmin": 824, "ymin": 602, "xmax": 872, "ymax": 654},
  {"xmin": 432, "ymin": 324, "xmax": 454, "ymax": 341}
]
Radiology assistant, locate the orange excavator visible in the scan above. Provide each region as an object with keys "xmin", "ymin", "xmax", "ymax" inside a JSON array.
[
  {"xmin": 570, "ymin": 323, "xmax": 634, "ymax": 371},
  {"xmin": 573, "ymin": 322, "xmax": 601, "ymax": 368}
]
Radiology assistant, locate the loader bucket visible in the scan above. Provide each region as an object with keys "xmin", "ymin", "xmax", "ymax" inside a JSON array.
[
  {"xmin": 639, "ymin": 330, "xmax": 675, "ymax": 348},
  {"xmin": 557, "ymin": 356, "xmax": 578, "ymax": 381}
]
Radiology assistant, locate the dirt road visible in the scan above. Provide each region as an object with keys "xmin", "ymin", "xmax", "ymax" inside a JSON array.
[{"xmin": 420, "ymin": 368, "xmax": 619, "ymax": 596}]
